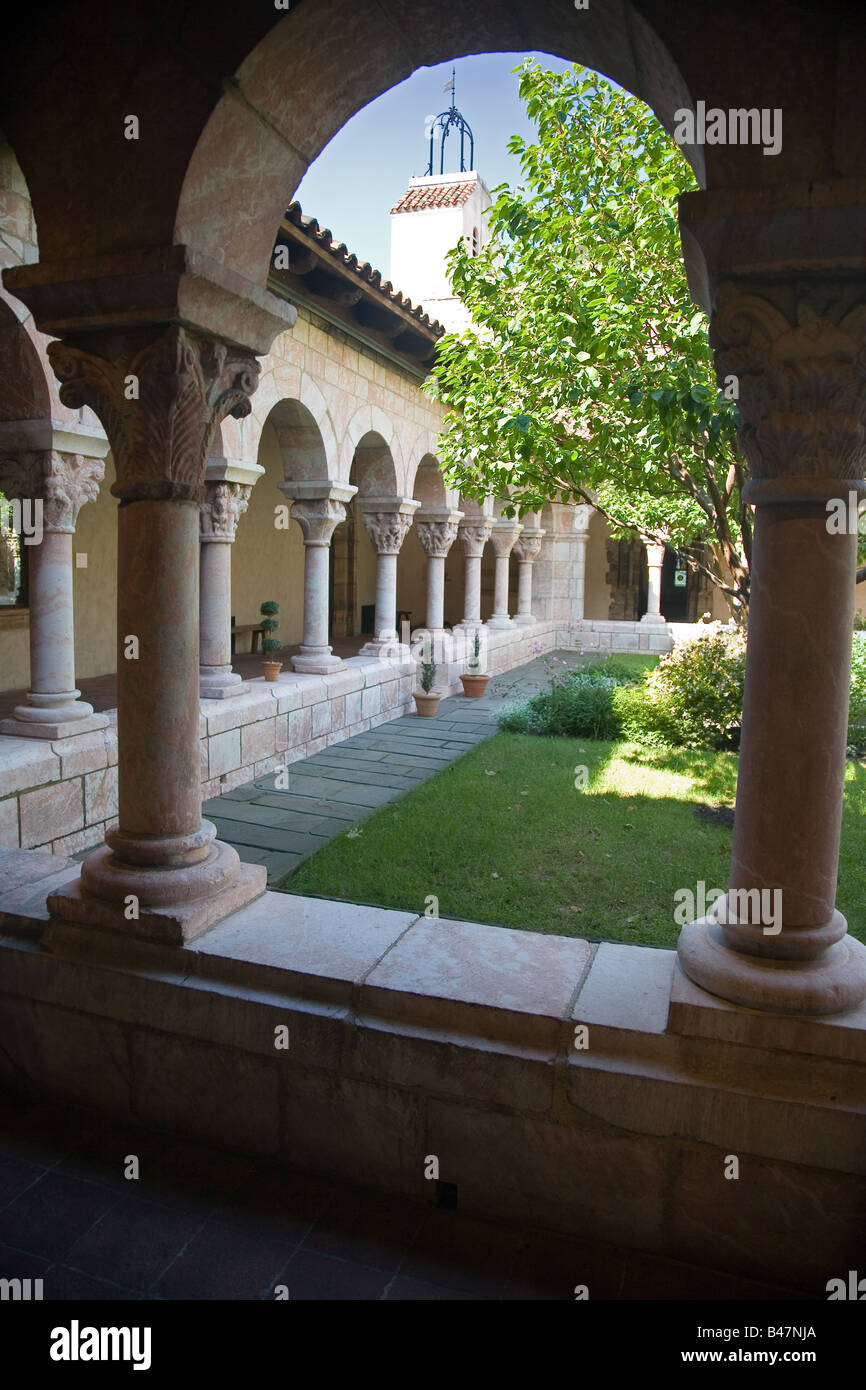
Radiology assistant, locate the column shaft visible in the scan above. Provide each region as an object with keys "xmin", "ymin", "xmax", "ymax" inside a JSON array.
[
  {"xmin": 464, "ymin": 554, "xmax": 482, "ymax": 624},
  {"xmin": 426, "ymin": 554, "xmax": 446, "ymax": 632}
]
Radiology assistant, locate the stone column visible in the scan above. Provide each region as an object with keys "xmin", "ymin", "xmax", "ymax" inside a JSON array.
[
  {"xmin": 199, "ymin": 474, "xmax": 254, "ymax": 698},
  {"xmin": 42, "ymin": 324, "xmax": 268, "ymax": 945},
  {"xmin": 0, "ymin": 449, "xmax": 108, "ymax": 738},
  {"xmin": 284, "ymin": 483, "xmax": 357, "ymax": 674},
  {"xmin": 674, "ymin": 191, "xmax": 866, "ymax": 1016},
  {"xmin": 488, "ymin": 519, "xmax": 522, "ymax": 630},
  {"xmin": 456, "ymin": 519, "xmax": 493, "ymax": 628},
  {"xmin": 640, "ymin": 543, "xmax": 666, "ymax": 624},
  {"xmin": 512, "ymin": 528, "xmax": 545, "ymax": 626},
  {"xmin": 416, "ymin": 512, "xmax": 462, "ymax": 634},
  {"xmin": 571, "ymin": 503, "xmax": 593, "ymax": 624},
  {"xmin": 359, "ymin": 498, "xmax": 419, "ymax": 656}
]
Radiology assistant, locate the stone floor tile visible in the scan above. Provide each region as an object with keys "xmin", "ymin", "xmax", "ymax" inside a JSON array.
[
  {"xmin": 64, "ymin": 1194, "xmax": 205, "ymax": 1290},
  {"xmin": 154, "ymin": 1217, "xmax": 296, "ymax": 1300},
  {"xmin": 278, "ymin": 1249, "xmax": 391, "ymax": 1300},
  {"xmin": 302, "ymin": 1187, "xmax": 424, "ymax": 1272},
  {"xmin": 43, "ymin": 1264, "xmax": 138, "ymax": 1300},
  {"xmin": 0, "ymin": 1172, "xmax": 121, "ymax": 1261},
  {"xmin": 385, "ymin": 1274, "xmax": 481, "ymax": 1300}
]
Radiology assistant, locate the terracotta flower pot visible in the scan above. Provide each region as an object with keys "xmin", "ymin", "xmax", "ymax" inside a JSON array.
[
  {"xmin": 460, "ymin": 672, "xmax": 491, "ymax": 698},
  {"xmin": 413, "ymin": 690, "xmax": 441, "ymax": 718},
  {"xmin": 262, "ymin": 661, "xmax": 283, "ymax": 682}
]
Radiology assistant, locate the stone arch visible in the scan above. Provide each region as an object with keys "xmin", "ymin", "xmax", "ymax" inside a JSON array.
[
  {"xmin": 262, "ymin": 397, "xmax": 332, "ymax": 486},
  {"xmin": 0, "ymin": 297, "xmax": 51, "ymax": 424},
  {"xmin": 246, "ymin": 371, "xmax": 337, "ymax": 479},
  {"xmin": 171, "ymin": 2, "xmax": 700, "ymax": 292},
  {"xmin": 413, "ymin": 454, "xmax": 448, "ymax": 511},
  {"xmin": 350, "ymin": 431, "xmax": 399, "ymax": 501}
]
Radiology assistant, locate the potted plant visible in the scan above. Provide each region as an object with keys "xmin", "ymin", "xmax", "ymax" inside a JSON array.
[
  {"xmin": 460, "ymin": 628, "xmax": 491, "ymax": 698},
  {"xmin": 260, "ymin": 600, "xmax": 282, "ymax": 681},
  {"xmin": 413, "ymin": 651, "xmax": 441, "ymax": 717}
]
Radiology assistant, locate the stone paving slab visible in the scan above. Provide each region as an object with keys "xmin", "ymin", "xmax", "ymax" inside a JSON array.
[{"xmin": 203, "ymin": 653, "xmax": 561, "ymax": 885}]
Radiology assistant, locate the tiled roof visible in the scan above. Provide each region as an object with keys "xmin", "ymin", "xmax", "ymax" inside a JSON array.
[
  {"xmin": 390, "ymin": 180, "xmax": 477, "ymax": 214},
  {"xmin": 283, "ymin": 202, "xmax": 444, "ymax": 337}
]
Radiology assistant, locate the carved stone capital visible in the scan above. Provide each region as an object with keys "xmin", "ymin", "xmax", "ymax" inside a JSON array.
[
  {"xmin": 711, "ymin": 281, "xmax": 866, "ymax": 480},
  {"xmin": 47, "ymin": 325, "xmax": 260, "ymax": 503},
  {"xmin": 200, "ymin": 481, "xmax": 251, "ymax": 543},
  {"xmin": 513, "ymin": 529, "xmax": 545, "ymax": 564},
  {"xmin": 361, "ymin": 511, "xmax": 414, "ymax": 556},
  {"xmin": 291, "ymin": 496, "xmax": 347, "ymax": 546},
  {"xmin": 458, "ymin": 520, "xmax": 493, "ymax": 559},
  {"xmin": 573, "ymin": 503, "xmax": 594, "ymax": 535},
  {"xmin": 490, "ymin": 521, "xmax": 522, "ymax": 559},
  {"xmin": 416, "ymin": 519, "xmax": 460, "ymax": 558},
  {"xmin": 0, "ymin": 450, "xmax": 103, "ymax": 531}
]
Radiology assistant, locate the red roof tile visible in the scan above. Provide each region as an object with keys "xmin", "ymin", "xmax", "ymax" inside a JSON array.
[{"xmin": 391, "ymin": 180, "xmax": 476, "ymax": 214}]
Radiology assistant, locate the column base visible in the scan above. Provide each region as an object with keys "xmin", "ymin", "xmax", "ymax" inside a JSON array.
[
  {"xmin": 199, "ymin": 666, "xmax": 250, "ymax": 699},
  {"xmin": 47, "ymin": 840, "xmax": 266, "ymax": 947},
  {"xmin": 359, "ymin": 636, "xmax": 408, "ymax": 660},
  {"xmin": 291, "ymin": 648, "xmax": 343, "ymax": 674},
  {"xmin": 487, "ymin": 615, "xmax": 515, "ymax": 630},
  {"xmin": 677, "ymin": 913, "xmax": 866, "ymax": 1016},
  {"xmin": 640, "ymin": 613, "xmax": 667, "ymax": 625},
  {"xmin": 513, "ymin": 613, "xmax": 536, "ymax": 627},
  {"xmin": 0, "ymin": 702, "xmax": 109, "ymax": 740}
]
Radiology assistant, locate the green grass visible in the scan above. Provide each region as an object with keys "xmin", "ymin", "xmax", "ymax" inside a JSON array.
[{"xmin": 278, "ymin": 732, "xmax": 866, "ymax": 948}]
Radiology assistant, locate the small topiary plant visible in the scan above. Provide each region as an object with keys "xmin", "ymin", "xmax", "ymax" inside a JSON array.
[
  {"xmin": 420, "ymin": 658, "xmax": 437, "ymax": 693},
  {"xmin": 260, "ymin": 600, "xmax": 281, "ymax": 656}
]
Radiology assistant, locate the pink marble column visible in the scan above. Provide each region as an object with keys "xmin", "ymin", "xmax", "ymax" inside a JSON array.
[
  {"xmin": 359, "ymin": 499, "xmax": 419, "ymax": 656},
  {"xmin": 43, "ymin": 324, "xmax": 267, "ymax": 945},
  {"xmin": 199, "ymin": 479, "xmax": 252, "ymax": 698},
  {"xmin": 640, "ymin": 543, "xmax": 666, "ymax": 624},
  {"xmin": 675, "ymin": 195, "xmax": 866, "ymax": 1016},
  {"xmin": 0, "ymin": 450, "xmax": 108, "ymax": 739},
  {"xmin": 416, "ymin": 512, "xmax": 461, "ymax": 634},
  {"xmin": 287, "ymin": 484, "xmax": 356, "ymax": 674},
  {"xmin": 488, "ymin": 519, "xmax": 522, "ymax": 630},
  {"xmin": 512, "ymin": 527, "xmax": 545, "ymax": 627},
  {"xmin": 456, "ymin": 519, "xmax": 493, "ymax": 628}
]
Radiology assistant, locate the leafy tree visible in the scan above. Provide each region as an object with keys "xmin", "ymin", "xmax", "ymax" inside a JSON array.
[{"xmin": 427, "ymin": 62, "xmax": 751, "ymax": 616}]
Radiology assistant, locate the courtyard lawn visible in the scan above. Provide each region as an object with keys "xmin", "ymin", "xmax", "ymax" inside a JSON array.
[{"xmin": 277, "ymin": 732, "xmax": 866, "ymax": 948}]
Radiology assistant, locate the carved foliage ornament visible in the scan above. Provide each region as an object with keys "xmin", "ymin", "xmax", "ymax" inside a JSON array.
[
  {"xmin": 361, "ymin": 511, "xmax": 414, "ymax": 555},
  {"xmin": 711, "ymin": 283, "xmax": 866, "ymax": 479},
  {"xmin": 0, "ymin": 450, "xmax": 103, "ymax": 531},
  {"xmin": 513, "ymin": 533, "xmax": 544, "ymax": 564},
  {"xmin": 291, "ymin": 496, "xmax": 347, "ymax": 546},
  {"xmin": 200, "ymin": 482, "xmax": 252, "ymax": 542},
  {"xmin": 490, "ymin": 523, "xmax": 522, "ymax": 559},
  {"xmin": 416, "ymin": 519, "xmax": 459, "ymax": 558},
  {"xmin": 458, "ymin": 521, "xmax": 493, "ymax": 558},
  {"xmin": 48, "ymin": 326, "xmax": 260, "ymax": 502}
]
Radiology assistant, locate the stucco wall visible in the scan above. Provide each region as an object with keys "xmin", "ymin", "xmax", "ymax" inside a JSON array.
[{"xmin": 232, "ymin": 421, "xmax": 306, "ymax": 650}]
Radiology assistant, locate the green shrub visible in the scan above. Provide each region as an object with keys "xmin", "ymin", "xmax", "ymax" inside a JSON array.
[
  {"xmin": 850, "ymin": 632, "xmax": 866, "ymax": 724},
  {"xmin": 259, "ymin": 599, "xmax": 281, "ymax": 656},
  {"xmin": 615, "ymin": 623, "xmax": 746, "ymax": 751},
  {"xmin": 499, "ymin": 664, "xmax": 635, "ymax": 740}
]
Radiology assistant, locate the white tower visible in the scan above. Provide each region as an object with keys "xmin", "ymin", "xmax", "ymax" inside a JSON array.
[{"xmin": 389, "ymin": 76, "xmax": 492, "ymax": 334}]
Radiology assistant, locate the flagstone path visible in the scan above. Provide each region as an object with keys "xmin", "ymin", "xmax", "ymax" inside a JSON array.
[{"xmin": 204, "ymin": 653, "xmax": 562, "ymax": 885}]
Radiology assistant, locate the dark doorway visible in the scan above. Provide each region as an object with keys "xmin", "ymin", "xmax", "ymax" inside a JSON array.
[{"xmin": 660, "ymin": 548, "xmax": 689, "ymax": 622}]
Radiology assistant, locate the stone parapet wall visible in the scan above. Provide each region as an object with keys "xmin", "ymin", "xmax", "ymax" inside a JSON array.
[
  {"xmin": 0, "ymin": 875, "xmax": 862, "ymax": 1296},
  {"xmin": 0, "ymin": 630, "xmax": 558, "ymax": 856}
]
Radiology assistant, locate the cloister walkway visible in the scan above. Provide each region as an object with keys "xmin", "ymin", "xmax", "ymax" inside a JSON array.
[{"xmin": 203, "ymin": 653, "xmax": 560, "ymax": 884}]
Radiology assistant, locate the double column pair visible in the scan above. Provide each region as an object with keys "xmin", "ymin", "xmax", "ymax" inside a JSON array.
[{"xmin": 0, "ymin": 440, "xmax": 109, "ymax": 740}]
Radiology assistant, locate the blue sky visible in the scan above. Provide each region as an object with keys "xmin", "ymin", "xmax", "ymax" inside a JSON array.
[{"xmin": 296, "ymin": 52, "xmax": 573, "ymax": 276}]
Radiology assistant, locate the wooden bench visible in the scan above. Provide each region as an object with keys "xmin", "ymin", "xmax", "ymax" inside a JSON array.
[{"xmin": 230, "ymin": 622, "xmax": 264, "ymax": 655}]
